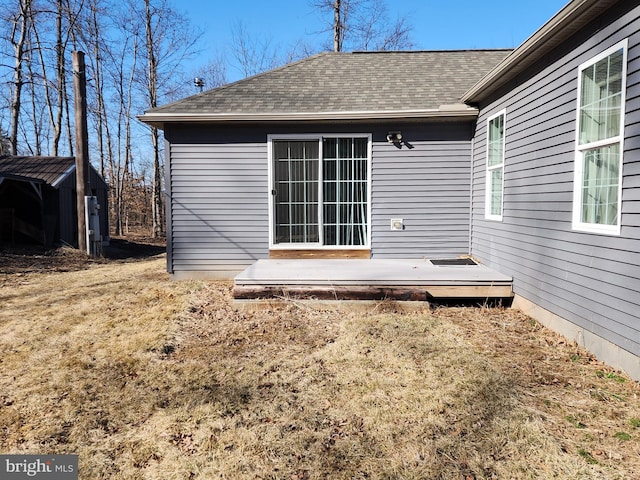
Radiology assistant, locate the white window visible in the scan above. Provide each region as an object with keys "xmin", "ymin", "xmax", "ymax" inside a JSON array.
[
  {"xmin": 268, "ymin": 134, "xmax": 371, "ymax": 249},
  {"xmin": 573, "ymin": 40, "xmax": 627, "ymax": 235},
  {"xmin": 485, "ymin": 110, "xmax": 506, "ymax": 221}
]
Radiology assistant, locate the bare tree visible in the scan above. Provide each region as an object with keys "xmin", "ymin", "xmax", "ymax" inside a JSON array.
[
  {"xmin": 30, "ymin": 0, "xmax": 66, "ymax": 155},
  {"xmin": 79, "ymin": 0, "xmax": 111, "ymax": 178},
  {"xmin": 230, "ymin": 20, "xmax": 283, "ymax": 78},
  {"xmin": 8, "ymin": 0, "xmax": 32, "ymax": 155},
  {"xmin": 0, "ymin": 128, "xmax": 10, "ymax": 154},
  {"xmin": 105, "ymin": 0, "xmax": 140, "ymax": 236},
  {"xmin": 143, "ymin": 0, "xmax": 163, "ymax": 238},
  {"xmin": 139, "ymin": 0, "xmax": 200, "ymax": 237},
  {"xmin": 25, "ymin": 31, "xmax": 44, "ymax": 155},
  {"xmin": 3, "ymin": 0, "xmax": 85, "ymax": 157},
  {"xmin": 0, "ymin": 0, "xmax": 203, "ymax": 238},
  {"xmin": 311, "ymin": 0, "xmax": 413, "ymax": 52},
  {"xmin": 333, "ymin": 0, "xmax": 343, "ymax": 52}
]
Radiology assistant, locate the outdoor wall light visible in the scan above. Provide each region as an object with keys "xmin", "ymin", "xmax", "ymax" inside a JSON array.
[{"xmin": 387, "ymin": 131, "xmax": 402, "ymax": 143}]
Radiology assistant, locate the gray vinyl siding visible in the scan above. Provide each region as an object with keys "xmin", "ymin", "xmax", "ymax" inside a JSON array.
[
  {"xmin": 165, "ymin": 122, "xmax": 473, "ymax": 276},
  {"xmin": 371, "ymin": 133, "xmax": 472, "ymax": 258},
  {"xmin": 168, "ymin": 141, "xmax": 269, "ymax": 275},
  {"xmin": 471, "ymin": 3, "xmax": 640, "ymax": 359}
]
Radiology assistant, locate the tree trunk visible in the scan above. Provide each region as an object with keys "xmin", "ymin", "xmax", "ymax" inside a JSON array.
[
  {"xmin": 54, "ymin": 0, "xmax": 64, "ymax": 155},
  {"xmin": 145, "ymin": 0, "xmax": 163, "ymax": 237},
  {"xmin": 9, "ymin": 0, "xmax": 31, "ymax": 155},
  {"xmin": 87, "ymin": 0, "xmax": 112, "ymax": 183},
  {"xmin": 333, "ymin": 0, "xmax": 341, "ymax": 52},
  {"xmin": 26, "ymin": 44, "xmax": 42, "ymax": 155},
  {"xmin": 84, "ymin": 0, "xmax": 105, "ymax": 176}
]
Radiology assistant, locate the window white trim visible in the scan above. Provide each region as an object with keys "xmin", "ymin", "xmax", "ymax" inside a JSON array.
[
  {"xmin": 572, "ymin": 39, "xmax": 627, "ymax": 236},
  {"xmin": 267, "ymin": 133, "xmax": 372, "ymax": 250},
  {"xmin": 485, "ymin": 109, "xmax": 506, "ymax": 221}
]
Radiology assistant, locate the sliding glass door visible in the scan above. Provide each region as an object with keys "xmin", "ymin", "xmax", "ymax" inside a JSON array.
[{"xmin": 271, "ymin": 135, "xmax": 370, "ymax": 248}]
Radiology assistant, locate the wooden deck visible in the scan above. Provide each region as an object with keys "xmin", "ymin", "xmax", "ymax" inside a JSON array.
[{"xmin": 233, "ymin": 258, "xmax": 513, "ymax": 301}]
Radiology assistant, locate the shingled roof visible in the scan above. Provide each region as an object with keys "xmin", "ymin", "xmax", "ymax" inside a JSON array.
[
  {"xmin": 139, "ymin": 50, "xmax": 511, "ymax": 127},
  {"xmin": 0, "ymin": 155, "xmax": 75, "ymax": 187}
]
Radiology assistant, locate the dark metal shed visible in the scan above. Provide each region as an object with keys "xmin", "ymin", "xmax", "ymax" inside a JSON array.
[{"xmin": 0, "ymin": 155, "xmax": 109, "ymax": 247}]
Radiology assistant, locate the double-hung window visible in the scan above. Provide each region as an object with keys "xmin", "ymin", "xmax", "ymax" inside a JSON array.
[
  {"xmin": 485, "ymin": 110, "xmax": 506, "ymax": 221},
  {"xmin": 573, "ymin": 40, "xmax": 627, "ymax": 235},
  {"xmin": 269, "ymin": 134, "xmax": 371, "ymax": 249}
]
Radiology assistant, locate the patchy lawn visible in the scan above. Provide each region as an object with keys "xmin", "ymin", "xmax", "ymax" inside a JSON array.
[{"xmin": 0, "ymin": 251, "xmax": 638, "ymax": 479}]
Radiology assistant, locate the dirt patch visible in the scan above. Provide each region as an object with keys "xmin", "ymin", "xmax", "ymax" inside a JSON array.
[
  {"xmin": 102, "ymin": 235, "xmax": 166, "ymax": 260},
  {"xmin": 0, "ymin": 235, "xmax": 165, "ymax": 278}
]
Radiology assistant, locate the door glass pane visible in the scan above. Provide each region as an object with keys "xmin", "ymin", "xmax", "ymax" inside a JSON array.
[
  {"xmin": 323, "ymin": 137, "xmax": 368, "ymax": 246},
  {"xmin": 273, "ymin": 140, "xmax": 319, "ymax": 244}
]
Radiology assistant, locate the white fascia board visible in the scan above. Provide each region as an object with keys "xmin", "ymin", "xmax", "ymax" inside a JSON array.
[
  {"xmin": 138, "ymin": 106, "xmax": 479, "ymax": 127},
  {"xmin": 461, "ymin": 0, "xmax": 599, "ymax": 103}
]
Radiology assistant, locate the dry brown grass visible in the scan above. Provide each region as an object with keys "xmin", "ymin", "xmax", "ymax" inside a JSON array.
[{"xmin": 0, "ymin": 255, "xmax": 638, "ymax": 479}]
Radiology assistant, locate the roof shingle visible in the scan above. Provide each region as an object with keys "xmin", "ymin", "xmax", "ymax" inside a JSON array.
[{"xmin": 143, "ymin": 50, "xmax": 511, "ymax": 118}]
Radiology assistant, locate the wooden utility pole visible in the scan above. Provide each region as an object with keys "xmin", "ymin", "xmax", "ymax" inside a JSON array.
[{"xmin": 72, "ymin": 51, "xmax": 89, "ymax": 253}]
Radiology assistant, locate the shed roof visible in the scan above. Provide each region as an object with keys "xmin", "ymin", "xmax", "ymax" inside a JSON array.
[
  {"xmin": 139, "ymin": 50, "xmax": 511, "ymax": 127},
  {"xmin": 0, "ymin": 155, "xmax": 76, "ymax": 188}
]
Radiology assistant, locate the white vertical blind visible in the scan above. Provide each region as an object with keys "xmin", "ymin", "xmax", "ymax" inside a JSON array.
[{"xmin": 323, "ymin": 137, "xmax": 368, "ymax": 246}]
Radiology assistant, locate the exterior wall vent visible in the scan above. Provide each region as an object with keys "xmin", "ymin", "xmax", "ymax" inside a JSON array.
[{"xmin": 390, "ymin": 219, "xmax": 404, "ymax": 230}]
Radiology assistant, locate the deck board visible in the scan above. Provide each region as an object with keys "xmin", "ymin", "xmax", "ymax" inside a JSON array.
[{"xmin": 233, "ymin": 259, "xmax": 513, "ymax": 301}]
